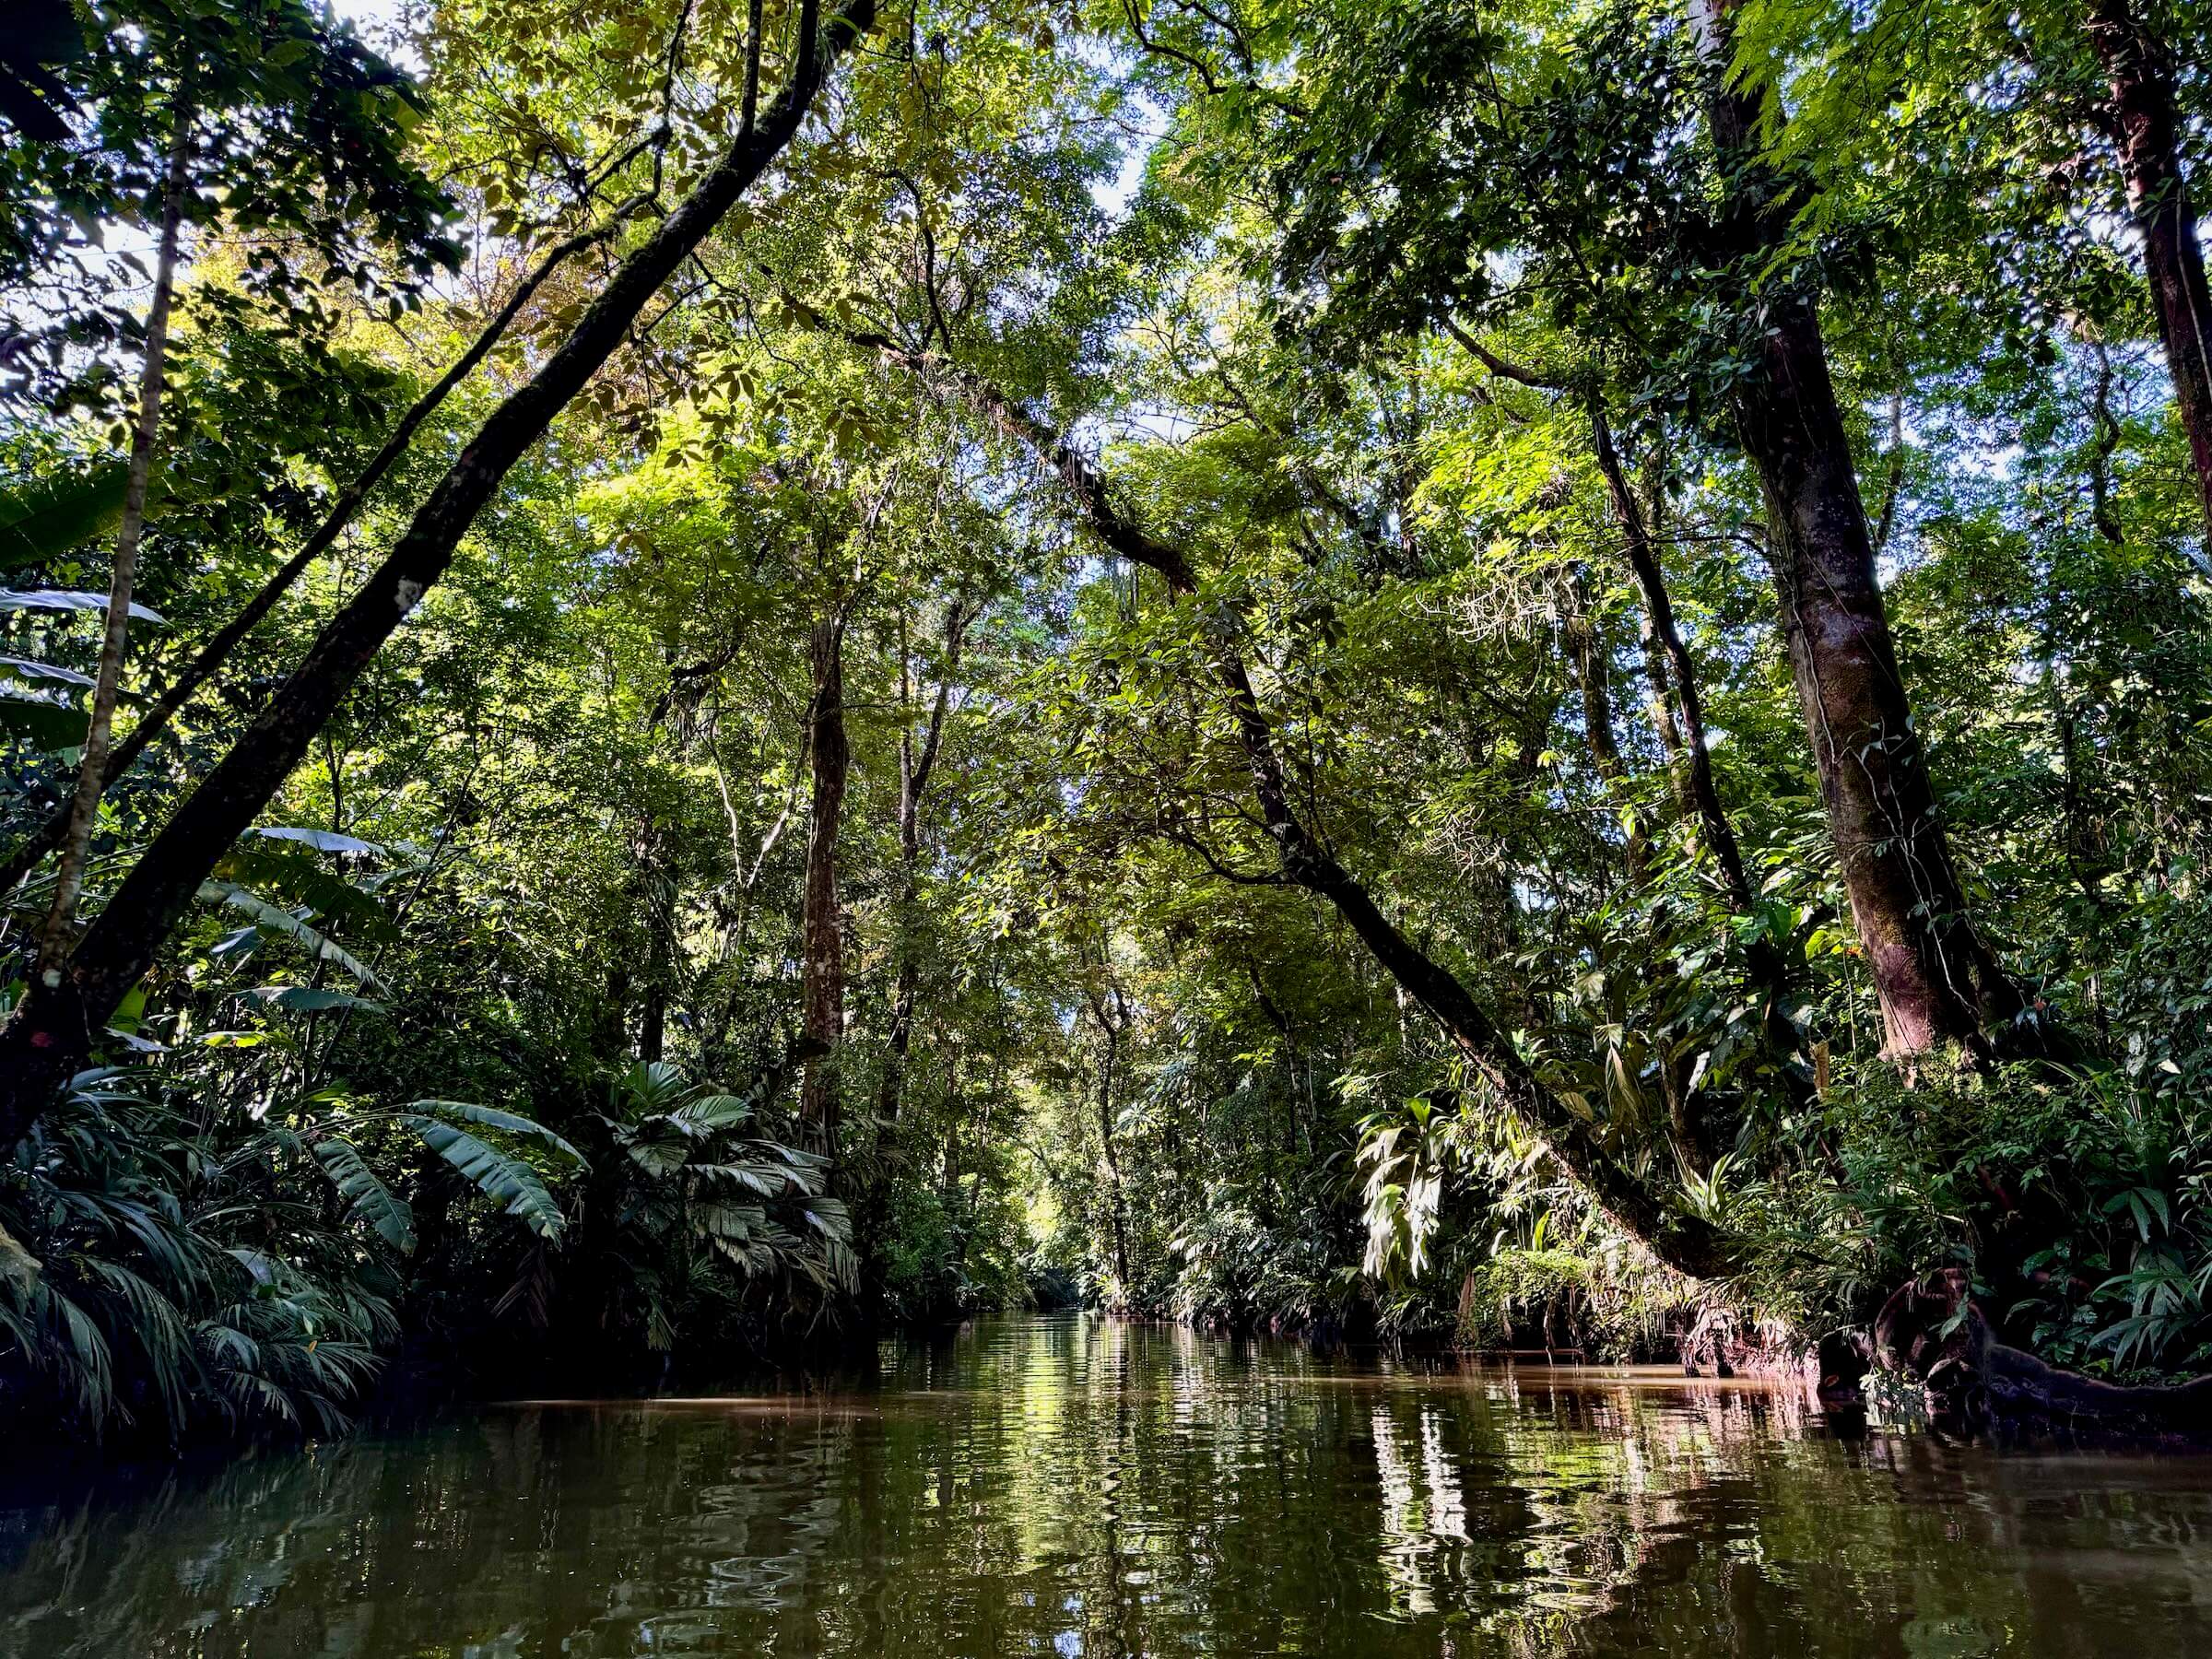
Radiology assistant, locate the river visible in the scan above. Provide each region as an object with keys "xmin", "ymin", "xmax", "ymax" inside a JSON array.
[{"xmin": 1, "ymin": 1313, "xmax": 2208, "ymax": 1655}]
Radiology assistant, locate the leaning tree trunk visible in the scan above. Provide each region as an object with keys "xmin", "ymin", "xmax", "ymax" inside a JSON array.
[
  {"xmin": 1694, "ymin": 0, "xmax": 2025, "ymax": 1059},
  {"xmin": 0, "ymin": 0, "xmax": 878, "ymax": 1145},
  {"xmin": 1589, "ymin": 406, "xmax": 1753, "ymax": 911},
  {"xmin": 37, "ymin": 101, "xmax": 192, "ymax": 968},
  {"xmin": 2085, "ymin": 0, "xmax": 2212, "ymax": 543},
  {"xmin": 812, "ymin": 314, "xmax": 1736, "ymax": 1278},
  {"xmin": 0, "ymin": 205, "xmax": 644, "ymax": 900},
  {"xmin": 1591, "ymin": 403, "xmax": 1814, "ymax": 1125},
  {"xmin": 798, "ymin": 613, "xmax": 849, "ymax": 1148}
]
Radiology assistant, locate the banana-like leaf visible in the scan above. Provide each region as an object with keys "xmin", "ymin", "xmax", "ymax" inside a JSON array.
[
  {"xmin": 406, "ymin": 1100, "xmax": 585, "ymax": 1166},
  {"xmin": 245, "ymin": 825, "xmax": 389, "ymax": 859},
  {"xmin": 0, "ymin": 587, "xmax": 165, "ymax": 624},
  {"xmin": 195, "ymin": 880, "xmax": 385, "ymax": 991},
  {"xmin": 240, "ymin": 985, "xmax": 386, "ymax": 1015},
  {"xmin": 406, "ymin": 1118, "xmax": 566, "ymax": 1240},
  {"xmin": 0, "ymin": 654, "xmax": 92, "ymax": 690},
  {"xmin": 312, "ymin": 1137, "xmax": 417, "ymax": 1253},
  {"xmin": 0, "ymin": 464, "xmax": 128, "ymax": 571},
  {"xmin": 0, "ymin": 687, "xmax": 88, "ymax": 749},
  {"xmin": 212, "ymin": 846, "xmax": 397, "ymax": 938}
]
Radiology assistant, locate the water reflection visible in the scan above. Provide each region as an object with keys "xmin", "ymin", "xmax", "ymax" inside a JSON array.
[{"xmin": 2, "ymin": 1315, "xmax": 2211, "ymax": 1656}]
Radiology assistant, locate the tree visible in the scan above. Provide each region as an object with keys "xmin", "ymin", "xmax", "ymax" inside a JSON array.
[
  {"xmin": 2080, "ymin": 0, "xmax": 2212, "ymax": 540},
  {"xmin": 0, "ymin": 0, "xmax": 881, "ymax": 1139}
]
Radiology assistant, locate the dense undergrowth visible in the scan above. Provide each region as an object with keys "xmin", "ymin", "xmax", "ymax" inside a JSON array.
[{"xmin": 6, "ymin": 0, "xmax": 2212, "ymax": 1446}]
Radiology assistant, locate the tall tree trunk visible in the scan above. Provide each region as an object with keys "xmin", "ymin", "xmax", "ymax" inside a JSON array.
[
  {"xmin": 638, "ymin": 860, "xmax": 672, "ymax": 1065},
  {"xmin": 798, "ymin": 613, "xmax": 848, "ymax": 1147},
  {"xmin": 1693, "ymin": 0, "xmax": 2025, "ymax": 1059},
  {"xmin": 1563, "ymin": 565, "xmax": 1648, "ymax": 882},
  {"xmin": 0, "ymin": 0, "xmax": 877, "ymax": 1144},
  {"xmin": 1084, "ymin": 978, "xmax": 1135, "ymax": 1298},
  {"xmin": 1590, "ymin": 406, "xmax": 1754, "ymax": 912},
  {"xmin": 877, "ymin": 605, "xmax": 963, "ymax": 1132},
  {"xmin": 35, "ymin": 101, "xmax": 192, "ymax": 969},
  {"xmin": 2085, "ymin": 0, "xmax": 2212, "ymax": 541},
  {"xmin": 821, "ymin": 319, "xmax": 1736, "ymax": 1277}
]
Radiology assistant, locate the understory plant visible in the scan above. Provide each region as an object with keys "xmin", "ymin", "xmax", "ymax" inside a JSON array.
[{"xmin": 0, "ymin": 1068, "xmax": 570, "ymax": 1439}]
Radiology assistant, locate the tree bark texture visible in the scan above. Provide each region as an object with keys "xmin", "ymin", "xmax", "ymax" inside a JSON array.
[{"xmin": 1695, "ymin": 0, "xmax": 2023, "ymax": 1057}]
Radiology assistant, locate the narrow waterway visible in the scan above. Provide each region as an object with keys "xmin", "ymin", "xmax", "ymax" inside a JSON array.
[{"xmin": 2, "ymin": 1314, "xmax": 2209, "ymax": 1656}]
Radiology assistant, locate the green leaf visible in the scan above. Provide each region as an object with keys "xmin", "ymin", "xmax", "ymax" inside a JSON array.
[
  {"xmin": 612, "ymin": 1060, "xmax": 692, "ymax": 1115},
  {"xmin": 665, "ymin": 1091, "xmax": 755, "ymax": 1134},
  {"xmin": 626, "ymin": 1135, "xmax": 689, "ymax": 1177},
  {"xmin": 0, "ymin": 465, "xmax": 129, "ymax": 571},
  {"xmin": 195, "ymin": 879, "xmax": 386, "ymax": 990},
  {"xmin": 245, "ymin": 825, "xmax": 389, "ymax": 858},
  {"xmin": 239, "ymin": 985, "xmax": 386, "ymax": 1015},
  {"xmin": 689, "ymin": 1160, "xmax": 802, "ymax": 1197},
  {"xmin": 211, "ymin": 846, "xmax": 397, "ymax": 938},
  {"xmin": 0, "ymin": 688, "xmax": 88, "ymax": 749},
  {"xmin": 405, "ymin": 1100, "xmax": 585, "ymax": 1165},
  {"xmin": 405, "ymin": 1118, "xmax": 566, "ymax": 1240},
  {"xmin": 0, "ymin": 654, "xmax": 92, "ymax": 691},
  {"xmin": 312, "ymin": 1136, "xmax": 417, "ymax": 1253},
  {"xmin": 0, "ymin": 587, "xmax": 166, "ymax": 624}
]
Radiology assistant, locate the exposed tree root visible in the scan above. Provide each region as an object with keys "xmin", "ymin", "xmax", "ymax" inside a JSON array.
[{"xmin": 1870, "ymin": 1268, "xmax": 2212, "ymax": 1439}]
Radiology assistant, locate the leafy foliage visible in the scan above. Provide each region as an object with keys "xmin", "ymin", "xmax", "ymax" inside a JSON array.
[{"xmin": 6, "ymin": 0, "xmax": 2212, "ymax": 1450}]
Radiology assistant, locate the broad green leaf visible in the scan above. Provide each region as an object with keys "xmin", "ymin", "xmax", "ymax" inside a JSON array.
[
  {"xmin": 195, "ymin": 879, "xmax": 385, "ymax": 990},
  {"xmin": 211, "ymin": 846, "xmax": 396, "ymax": 938},
  {"xmin": 665, "ymin": 1091, "xmax": 754, "ymax": 1133},
  {"xmin": 612, "ymin": 1059, "xmax": 692, "ymax": 1116},
  {"xmin": 0, "ymin": 654, "xmax": 92, "ymax": 690},
  {"xmin": 625, "ymin": 1135, "xmax": 688, "ymax": 1177},
  {"xmin": 240, "ymin": 985, "xmax": 386, "ymax": 1015},
  {"xmin": 0, "ymin": 587, "xmax": 166, "ymax": 624},
  {"xmin": 0, "ymin": 688, "xmax": 88, "ymax": 749},
  {"xmin": 245, "ymin": 825, "xmax": 389, "ymax": 858},
  {"xmin": 405, "ymin": 1099, "xmax": 585, "ymax": 1165},
  {"xmin": 0, "ymin": 465, "xmax": 129, "ymax": 572},
  {"xmin": 312, "ymin": 1136, "xmax": 417, "ymax": 1253},
  {"xmin": 405, "ymin": 1118, "xmax": 566, "ymax": 1240}
]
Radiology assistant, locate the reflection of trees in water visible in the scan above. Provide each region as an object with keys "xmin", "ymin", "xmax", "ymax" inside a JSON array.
[
  {"xmin": 0, "ymin": 1406, "xmax": 886, "ymax": 1657},
  {"xmin": 6, "ymin": 1327, "xmax": 2212, "ymax": 1657},
  {"xmin": 1355, "ymin": 1373, "xmax": 1958, "ymax": 1651}
]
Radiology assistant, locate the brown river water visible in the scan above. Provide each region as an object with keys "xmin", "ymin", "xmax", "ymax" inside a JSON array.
[{"xmin": 1, "ymin": 1313, "xmax": 2209, "ymax": 1656}]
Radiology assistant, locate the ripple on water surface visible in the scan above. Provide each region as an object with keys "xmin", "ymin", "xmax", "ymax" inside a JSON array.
[{"xmin": 2, "ymin": 1314, "xmax": 2211, "ymax": 1656}]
